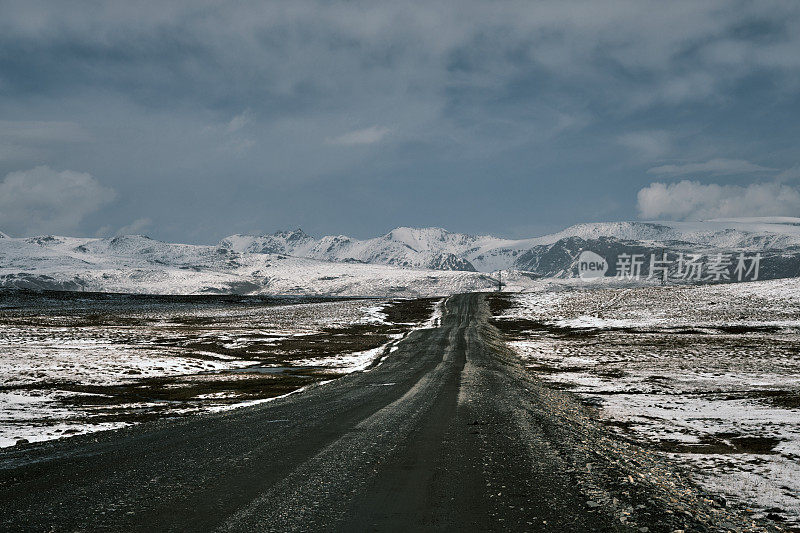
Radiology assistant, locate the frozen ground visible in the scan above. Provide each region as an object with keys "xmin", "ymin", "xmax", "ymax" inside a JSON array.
[
  {"xmin": 0, "ymin": 291, "xmax": 441, "ymax": 447},
  {"xmin": 490, "ymin": 278, "xmax": 800, "ymax": 527}
]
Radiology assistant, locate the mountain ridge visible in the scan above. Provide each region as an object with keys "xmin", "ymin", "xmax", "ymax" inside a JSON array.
[
  {"xmin": 2, "ymin": 218, "xmax": 800, "ymax": 295},
  {"xmin": 217, "ymin": 218, "xmax": 800, "ymax": 273}
]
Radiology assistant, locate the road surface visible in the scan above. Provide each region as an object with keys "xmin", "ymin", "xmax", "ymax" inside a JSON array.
[{"xmin": 0, "ymin": 294, "xmax": 767, "ymax": 532}]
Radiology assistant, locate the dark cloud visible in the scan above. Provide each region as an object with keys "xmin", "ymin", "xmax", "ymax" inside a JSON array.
[{"xmin": 1, "ymin": 1, "xmax": 800, "ymax": 240}]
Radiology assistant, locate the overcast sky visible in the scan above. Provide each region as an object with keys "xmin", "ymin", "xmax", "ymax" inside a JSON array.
[{"xmin": 2, "ymin": 1, "xmax": 800, "ymax": 242}]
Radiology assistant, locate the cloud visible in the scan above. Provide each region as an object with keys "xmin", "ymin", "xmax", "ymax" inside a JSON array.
[
  {"xmin": 776, "ymin": 164, "xmax": 800, "ymax": 182},
  {"xmin": 325, "ymin": 126, "xmax": 391, "ymax": 146},
  {"xmin": 116, "ymin": 217, "xmax": 153, "ymax": 236},
  {"xmin": 225, "ymin": 110, "xmax": 253, "ymax": 134},
  {"xmin": 616, "ymin": 130, "xmax": 672, "ymax": 159},
  {"xmin": 637, "ymin": 180, "xmax": 800, "ymax": 220},
  {"xmin": 2, "ymin": 3, "xmax": 800, "ymax": 240},
  {"xmin": 0, "ymin": 120, "xmax": 91, "ymax": 163},
  {"xmin": 0, "ymin": 120, "xmax": 90, "ymax": 143},
  {"xmin": 210, "ymin": 110, "xmax": 256, "ymax": 154},
  {"xmin": 222, "ymin": 137, "xmax": 256, "ymax": 155},
  {"xmin": 647, "ymin": 158, "xmax": 777, "ymax": 176},
  {"xmin": 0, "ymin": 166, "xmax": 116, "ymax": 236}
]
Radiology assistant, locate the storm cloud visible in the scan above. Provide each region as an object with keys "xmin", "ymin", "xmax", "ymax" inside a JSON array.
[{"xmin": 2, "ymin": 1, "xmax": 800, "ymax": 240}]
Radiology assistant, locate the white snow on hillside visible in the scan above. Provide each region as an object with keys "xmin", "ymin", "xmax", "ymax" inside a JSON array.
[
  {"xmin": 220, "ymin": 227, "xmax": 483, "ymax": 271},
  {"xmin": 2, "ymin": 217, "xmax": 799, "ymax": 295},
  {"xmin": 220, "ymin": 218, "xmax": 800, "ymax": 273},
  {"xmin": 0, "ymin": 234, "xmax": 508, "ymax": 296}
]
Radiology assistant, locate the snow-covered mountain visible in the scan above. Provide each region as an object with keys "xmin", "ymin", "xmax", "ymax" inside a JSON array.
[
  {"xmin": 220, "ymin": 218, "xmax": 800, "ymax": 277},
  {"xmin": 218, "ymin": 227, "xmax": 479, "ymax": 271},
  {"xmin": 2, "ymin": 217, "xmax": 800, "ymax": 296},
  {"xmin": 0, "ymin": 233, "xmax": 507, "ymax": 296}
]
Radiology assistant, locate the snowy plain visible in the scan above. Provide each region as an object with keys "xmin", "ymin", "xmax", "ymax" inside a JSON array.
[
  {"xmin": 493, "ymin": 278, "xmax": 800, "ymax": 526},
  {"xmin": 0, "ymin": 294, "xmax": 440, "ymax": 447}
]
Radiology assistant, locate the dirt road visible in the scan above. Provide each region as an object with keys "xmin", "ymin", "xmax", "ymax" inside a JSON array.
[{"xmin": 0, "ymin": 294, "xmax": 773, "ymax": 532}]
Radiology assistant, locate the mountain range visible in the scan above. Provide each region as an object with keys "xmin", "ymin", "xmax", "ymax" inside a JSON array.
[
  {"xmin": 2, "ymin": 217, "xmax": 799, "ymax": 295},
  {"xmin": 219, "ymin": 217, "xmax": 800, "ymax": 277}
]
